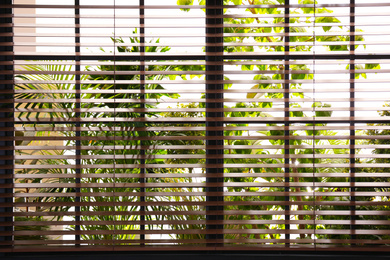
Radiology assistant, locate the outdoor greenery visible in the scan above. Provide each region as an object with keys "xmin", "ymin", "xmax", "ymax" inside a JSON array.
[{"xmin": 13, "ymin": 0, "xmax": 389, "ymax": 246}]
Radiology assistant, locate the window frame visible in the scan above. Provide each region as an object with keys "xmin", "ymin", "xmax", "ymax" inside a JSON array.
[{"xmin": 1, "ymin": 0, "xmax": 390, "ymax": 255}]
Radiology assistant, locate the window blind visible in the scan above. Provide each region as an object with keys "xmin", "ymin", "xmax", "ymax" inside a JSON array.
[{"xmin": 1, "ymin": 0, "xmax": 390, "ymax": 253}]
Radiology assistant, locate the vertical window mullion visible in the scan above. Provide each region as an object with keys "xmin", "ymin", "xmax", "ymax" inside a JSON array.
[
  {"xmin": 205, "ymin": 0, "xmax": 224, "ymax": 247},
  {"xmin": 0, "ymin": 0, "xmax": 13, "ymax": 253},
  {"xmin": 74, "ymin": 0, "xmax": 81, "ymax": 246}
]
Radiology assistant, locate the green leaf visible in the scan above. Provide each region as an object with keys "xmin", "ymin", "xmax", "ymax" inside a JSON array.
[
  {"xmin": 269, "ymin": 125, "xmax": 284, "ymax": 136},
  {"xmin": 313, "ymin": 102, "xmax": 332, "ymax": 118},
  {"xmin": 365, "ymin": 63, "xmax": 380, "ymax": 70},
  {"xmin": 233, "ymin": 140, "xmax": 252, "ymax": 154},
  {"xmin": 247, "ymin": 85, "xmax": 265, "ymax": 99},
  {"xmin": 177, "ymin": 0, "xmax": 194, "ymax": 12},
  {"xmin": 242, "ymin": 64, "xmax": 254, "ymax": 71}
]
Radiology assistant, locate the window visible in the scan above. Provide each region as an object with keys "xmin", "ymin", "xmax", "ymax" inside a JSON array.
[{"xmin": 1, "ymin": 0, "xmax": 390, "ymax": 254}]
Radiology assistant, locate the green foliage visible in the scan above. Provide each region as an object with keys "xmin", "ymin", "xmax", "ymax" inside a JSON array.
[
  {"xmin": 177, "ymin": 0, "xmax": 386, "ymax": 245},
  {"xmin": 14, "ymin": 0, "xmax": 385, "ymax": 247}
]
